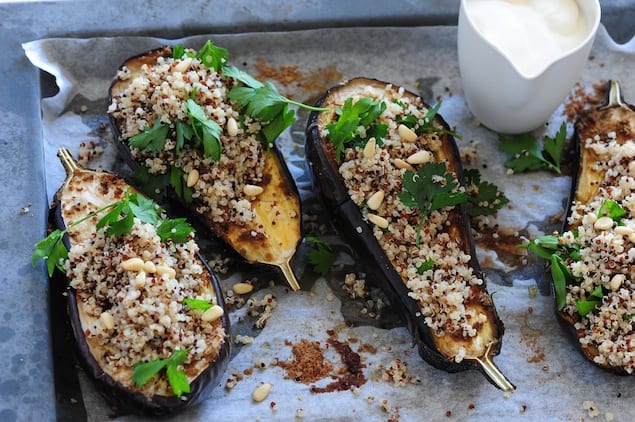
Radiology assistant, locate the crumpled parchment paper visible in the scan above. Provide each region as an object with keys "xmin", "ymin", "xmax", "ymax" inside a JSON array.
[{"xmin": 23, "ymin": 26, "xmax": 635, "ymax": 421}]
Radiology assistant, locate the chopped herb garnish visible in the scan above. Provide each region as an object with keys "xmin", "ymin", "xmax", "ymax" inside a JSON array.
[
  {"xmin": 325, "ymin": 97, "xmax": 387, "ymax": 160},
  {"xmin": 157, "ymin": 218, "xmax": 195, "ymax": 243},
  {"xmin": 597, "ymin": 200, "xmax": 626, "ymax": 222},
  {"xmin": 32, "ymin": 191, "xmax": 194, "ymax": 276},
  {"xmin": 463, "ymin": 168, "xmax": 509, "ymax": 216},
  {"xmin": 398, "ymin": 162, "xmax": 469, "ymax": 245},
  {"xmin": 575, "ymin": 285, "xmax": 605, "ymax": 316},
  {"xmin": 624, "ymin": 313, "xmax": 635, "ymax": 321},
  {"xmin": 132, "ymin": 349, "xmax": 191, "ymax": 397},
  {"xmin": 395, "ymin": 101, "xmax": 460, "ymax": 139},
  {"xmin": 183, "ymin": 298, "xmax": 214, "ymax": 311},
  {"xmin": 228, "ymin": 81, "xmax": 328, "ymax": 147},
  {"xmin": 195, "ymin": 40, "xmax": 228, "ymax": 71},
  {"xmin": 128, "ymin": 119, "xmax": 169, "ymax": 152},
  {"xmin": 522, "ymin": 233, "xmax": 581, "ymax": 311},
  {"xmin": 186, "ymin": 99, "xmax": 222, "ymax": 160},
  {"xmin": 499, "ymin": 122, "xmax": 567, "ymax": 174},
  {"xmin": 416, "ymin": 258, "xmax": 435, "ymax": 274},
  {"xmin": 306, "ymin": 236, "xmax": 336, "ymax": 277},
  {"xmin": 170, "ymin": 167, "xmax": 194, "ymax": 204}
]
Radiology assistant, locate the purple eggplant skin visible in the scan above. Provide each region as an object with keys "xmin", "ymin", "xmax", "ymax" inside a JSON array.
[
  {"xmin": 50, "ymin": 168, "xmax": 231, "ymax": 417},
  {"xmin": 305, "ymin": 77, "xmax": 506, "ymax": 379},
  {"xmin": 560, "ymin": 80, "xmax": 635, "ymax": 375}
]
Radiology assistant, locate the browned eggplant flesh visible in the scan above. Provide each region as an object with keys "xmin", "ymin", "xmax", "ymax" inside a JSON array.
[
  {"xmin": 108, "ymin": 43, "xmax": 302, "ymax": 290},
  {"xmin": 305, "ymin": 77, "xmax": 513, "ymax": 390},
  {"xmin": 46, "ymin": 149, "xmax": 231, "ymax": 415}
]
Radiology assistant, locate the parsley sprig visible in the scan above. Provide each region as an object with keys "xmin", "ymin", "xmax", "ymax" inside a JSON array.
[
  {"xmin": 499, "ymin": 122, "xmax": 567, "ymax": 174},
  {"xmin": 522, "ymin": 233, "xmax": 580, "ymax": 311},
  {"xmin": 398, "ymin": 162, "xmax": 469, "ymax": 245},
  {"xmin": 32, "ymin": 191, "xmax": 194, "ymax": 276},
  {"xmin": 173, "ymin": 40, "xmax": 228, "ymax": 72},
  {"xmin": 325, "ymin": 97, "xmax": 388, "ymax": 160},
  {"xmin": 305, "ymin": 236, "xmax": 336, "ymax": 277},
  {"xmin": 227, "ymin": 76, "xmax": 328, "ymax": 146},
  {"xmin": 463, "ymin": 168, "xmax": 509, "ymax": 216},
  {"xmin": 396, "ymin": 101, "xmax": 460, "ymax": 139},
  {"xmin": 132, "ymin": 349, "xmax": 191, "ymax": 397}
]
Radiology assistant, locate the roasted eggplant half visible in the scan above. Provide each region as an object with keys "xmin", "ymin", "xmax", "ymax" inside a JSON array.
[
  {"xmin": 530, "ymin": 81, "xmax": 635, "ymax": 374},
  {"xmin": 108, "ymin": 43, "xmax": 302, "ymax": 290},
  {"xmin": 38, "ymin": 148, "xmax": 231, "ymax": 415},
  {"xmin": 306, "ymin": 77, "xmax": 512, "ymax": 390}
]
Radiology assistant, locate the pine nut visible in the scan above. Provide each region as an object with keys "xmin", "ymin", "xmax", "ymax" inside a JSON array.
[
  {"xmin": 133, "ymin": 271, "xmax": 146, "ymax": 289},
  {"xmin": 173, "ymin": 57, "xmax": 192, "ymax": 72},
  {"xmin": 398, "ymin": 124, "xmax": 418, "ymax": 142},
  {"xmin": 252, "ymin": 382, "xmax": 273, "ymax": 402},
  {"xmin": 187, "ymin": 169, "xmax": 199, "ymax": 187},
  {"xmin": 594, "ymin": 216, "xmax": 613, "ymax": 231},
  {"xmin": 100, "ymin": 311, "xmax": 115, "ymax": 330},
  {"xmin": 243, "ymin": 184, "xmax": 264, "ymax": 196},
  {"xmin": 367, "ymin": 213, "xmax": 389, "ymax": 229},
  {"xmin": 610, "ymin": 274, "xmax": 625, "ymax": 291},
  {"xmin": 394, "ymin": 158, "xmax": 414, "ymax": 172},
  {"xmin": 201, "ymin": 305, "xmax": 224, "ymax": 322},
  {"xmin": 143, "ymin": 261, "xmax": 156, "ymax": 273},
  {"xmin": 629, "ymin": 233, "xmax": 635, "ymax": 244},
  {"xmin": 233, "ymin": 282, "xmax": 254, "ymax": 295},
  {"xmin": 227, "ymin": 117, "xmax": 239, "ymax": 137},
  {"xmin": 121, "ymin": 257, "xmax": 144, "ymax": 272},
  {"xmin": 156, "ymin": 265, "xmax": 176, "ymax": 280},
  {"xmin": 363, "ymin": 138, "xmax": 376, "ymax": 158},
  {"xmin": 406, "ymin": 150, "xmax": 433, "ymax": 165},
  {"xmin": 614, "ymin": 226, "xmax": 633, "ymax": 236},
  {"xmin": 367, "ymin": 190, "xmax": 385, "ymax": 211}
]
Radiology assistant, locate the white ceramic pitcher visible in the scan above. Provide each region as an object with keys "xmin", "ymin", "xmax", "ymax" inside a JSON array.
[{"xmin": 458, "ymin": 0, "xmax": 601, "ymax": 134}]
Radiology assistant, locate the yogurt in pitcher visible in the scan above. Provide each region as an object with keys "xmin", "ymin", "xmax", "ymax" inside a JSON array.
[{"xmin": 465, "ymin": 0, "xmax": 590, "ymax": 77}]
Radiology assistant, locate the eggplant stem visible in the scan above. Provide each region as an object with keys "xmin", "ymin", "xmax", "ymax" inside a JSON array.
[
  {"xmin": 276, "ymin": 260, "xmax": 301, "ymax": 291},
  {"xmin": 600, "ymin": 80, "xmax": 624, "ymax": 110},
  {"xmin": 57, "ymin": 147, "xmax": 81, "ymax": 176},
  {"xmin": 472, "ymin": 342, "xmax": 515, "ymax": 392}
]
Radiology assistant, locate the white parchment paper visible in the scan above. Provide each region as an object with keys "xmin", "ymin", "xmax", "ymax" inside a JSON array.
[{"xmin": 24, "ymin": 26, "xmax": 635, "ymax": 421}]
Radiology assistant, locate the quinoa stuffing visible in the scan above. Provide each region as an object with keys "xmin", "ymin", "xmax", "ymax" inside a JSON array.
[
  {"xmin": 556, "ymin": 132, "xmax": 635, "ymax": 373},
  {"xmin": 60, "ymin": 171, "xmax": 226, "ymax": 397},
  {"xmin": 319, "ymin": 81, "xmax": 492, "ymax": 359},
  {"xmin": 108, "ymin": 46, "xmax": 266, "ymax": 231}
]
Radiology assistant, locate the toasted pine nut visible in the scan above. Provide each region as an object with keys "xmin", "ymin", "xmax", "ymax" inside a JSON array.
[
  {"xmin": 363, "ymin": 138, "xmax": 376, "ymax": 158},
  {"xmin": 394, "ymin": 158, "xmax": 414, "ymax": 171},
  {"xmin": 243, "ymin": 184, "xmax": 264, "ymax": 196},
  {"xmin": 594, "ymin": 216, "xmax": 613, "ymax": 231},
  {"xmin": 398, "ymin": 124, "xmax": 418, "ymax": 142},
  {"xmin": 156, "ymin": 265, "xmax": 176, "ymax": 280},
  {"xmin": 367, "ymin": 213, "xmax": 389, "ymax": 229},
  {"xmin": 187, "ymin": 169, "xmax": 199, "ymax": 187},
  {"xmin": 610, "ymin": 274, "xmax": 625, "ymax": 291},
  {"xmin": 629, "ymin": 233, "xmax": 635, "ymax": 244},
  {"xmin": 252, "ymin": 382, "xmax": 273, "ymax": 402},
  {"xmin": 100, "ymin": 311, "xmax": 115, "ymax": 330},
  {"xmin": 614, "ymin": 226, "xmax": 633, "ymax": 236},
  {"xmin": 173, "ymin": 57, "xmax": 192, "ymax": 72},
  {"xmin": 202, "ymin": 305, "xmax": 224, "ymax": 322},
  {"xmin": 367, "ymin": 190, "xmax": 385, "ymax": 211},
  {"xmin": 121, "ymin": 257, "xmax": 144, "ymax": 272},
  {"xmin": 133, "ymin": 271, "xmax": 146, "ymax": 289},
  {"xmin": 227, "ymin": 117, "xmax": 239, "ymax": 137},
  {"xmin": 143, "ymin": 261, "xmax": 156, "ymax": 273},
  {"xmin": 233, "ymin": 282, "xmax": 254, "ymax": 295},
  {"xmin": 406, "ymin": 150, "xmax": 433, "ymax": 165}
]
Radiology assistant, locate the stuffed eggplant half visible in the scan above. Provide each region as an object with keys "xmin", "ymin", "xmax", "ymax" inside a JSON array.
[
  {"xmin": 530, "ymin": 81, "xmax": 635, "ymax": 374},
  {"xmin": 108, "ymin": 42, "xmax": 304, "ymax": 290},
  {"xmin": 37, "ymin": 149, "xmax": 230, "ymax": 415},
  {"xmin": 306, "ymin": 78, "xmax": 512, "ymax": 390}
]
